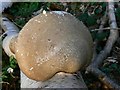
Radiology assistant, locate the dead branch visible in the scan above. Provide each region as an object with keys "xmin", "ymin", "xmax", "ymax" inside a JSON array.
[
  {"xmin": 92, "ymin": 8, "xmax": 108, "ymax": 61},
  {"xmin": 86, "ymin": 1, "xmax": 120, "ymax": 89},
  {"xmin": 91, "ymin": 27, "xmax": 120, "ymax": 32},
  {"xmin": 88, "ymin": 68, "xmax": 120, "ymax": 89}
]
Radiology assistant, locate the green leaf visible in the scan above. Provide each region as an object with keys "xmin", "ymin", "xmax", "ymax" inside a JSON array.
[
  {"xmin": 95, "ymin": 8, "xmax": 102, "ymax": 14},
  {"xmin": 90, "ymin": 2, "xmax": 97, "ymax": 5},
  {"xmin": 15, "ymin": 18, "xmax": 26, "ymax": 27},
  {"xmin": 111, "ymin": 63, "xmax": 118, "ymax": 69},
  {"xmin": 9, "ymin": 56, "xmax": 17, "ymax": 69},
  {"xmin": 116, "ymin": 8, "xmax": 120, "ymax": 21},
  {"xmin": 101, "ymin": 2, "xmax": 106, "ymax": 10},
  {"xmin": 71, "ymin": 3, "xmax": 77, "ymax": 11},
  {"xmin": 102, "ymin": 68, "xmax": 111, "ymax": 73},
  {"xmin": 78, "ymin": 13, "xmax": 88, "ymax": 22},
  {"xmin": 0, "ymin": 77, "xmax": 2, "ymax": 82},
  {"xmin": 96, "ymin": 31, "xmax": 109, "ymax": 41},
  {"xmin": 90, "ymin": 31, "xmax": 97, "ymax": 40},
  {"xmin": 86, "ymin": 16, "xmax": 96, "ymax": 26},
  {"xmin": 96, "ymin": 45, "xmax": 103, "ymax": 53},
  {"xmin": 2, "ymin": 75, "xmax": 8, "ymax": 79},
  {"xmin": 9, "ymin": 2, "xmax": 42, "ymax": 17}
]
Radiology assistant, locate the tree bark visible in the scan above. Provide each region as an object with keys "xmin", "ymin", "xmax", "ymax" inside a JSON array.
[{"xmin": 21, "ymin": 71, "xmax": 87, "ymax": 89}]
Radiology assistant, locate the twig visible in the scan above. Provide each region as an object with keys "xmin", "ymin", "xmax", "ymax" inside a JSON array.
[
  {"xmin": 11, "ymin": 20, "xmax": 23, "ymax": 29},
  {"xmin": 91, "ymin": 27, "xmax": 120, "ymax": 32},
  {"xmin": 92, "ymin": 5, "xmax": 108, "ymax": 62},
  {"xmin": 87, "ymin": 1, "xmax": 120, "ymax": 89},
  {"xmin": 10, "ymin": 73, "xmax": 16, "ymax": 79},
  {"xmin": 0, "ymin": 81, "xmax": 10, "ymax": 85}
]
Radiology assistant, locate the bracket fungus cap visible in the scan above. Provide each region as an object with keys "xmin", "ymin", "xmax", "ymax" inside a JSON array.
[{"xmin": 15, "ymin": 11, "xmax": 93, "ymax": 81}]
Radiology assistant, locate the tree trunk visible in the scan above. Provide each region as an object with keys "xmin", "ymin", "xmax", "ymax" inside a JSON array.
[{"xmin": 21, "ymin": 71, "xmax": 87, "ymax": 89}]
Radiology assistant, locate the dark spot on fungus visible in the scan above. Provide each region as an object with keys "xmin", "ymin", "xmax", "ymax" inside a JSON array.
[{"xmin": 48, "ymin": 39, "xmax": 51, "ymax": 42}]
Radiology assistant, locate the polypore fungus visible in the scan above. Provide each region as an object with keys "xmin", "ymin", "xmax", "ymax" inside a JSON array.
[{"xmin": 13, "ymin": 11, "xmax": 93, "ymax": 81}]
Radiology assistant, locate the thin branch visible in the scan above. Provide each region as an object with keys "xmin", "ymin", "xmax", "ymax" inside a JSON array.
[
  {"xmin": 0, "ymin": 81, "xmax": 10, "ymax": 85},
  {"xmin": 91, "ymin": 27, "xmax": 120, "ymax": 32},
  {"xmin": 91, "ymin": 5, "xmax": 108, "ymax": 64}
]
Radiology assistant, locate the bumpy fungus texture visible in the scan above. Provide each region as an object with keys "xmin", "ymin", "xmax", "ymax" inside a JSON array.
[{"xmin": 15, "ymin": 11, "xmax": 93, "ymax": 81}]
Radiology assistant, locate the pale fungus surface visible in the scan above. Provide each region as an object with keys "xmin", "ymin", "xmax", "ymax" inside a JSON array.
[{"xmin": 15, "ymin": 11, "xmax": 93, "ymax": 81}]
